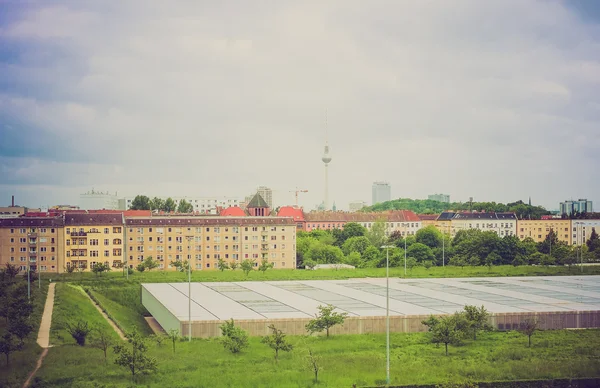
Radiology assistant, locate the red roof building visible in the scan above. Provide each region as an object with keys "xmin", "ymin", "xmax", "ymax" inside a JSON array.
[
  {"xmin": 220, "ymin": 206, "xmax": 246, "ymax": 217},
  {"xmin": 277, "ymin": 206, "xmax": 305, "ymax": 230}
]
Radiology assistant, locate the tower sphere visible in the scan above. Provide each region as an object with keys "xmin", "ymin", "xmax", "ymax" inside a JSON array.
[{"xmin": 322, "ymin": 145, "xmax": 332, "ymax": 164}]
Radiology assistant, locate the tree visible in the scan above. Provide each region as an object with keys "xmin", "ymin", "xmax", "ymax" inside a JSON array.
[
  {"xmin": 66, "ymin": 320, "xmax": 92, "ymax": 346},
  {"xmin": 240, "ymin": 259, "xmax": 255, "ymax": 276},
  {"xmin": 538, "ymin": 229, "xmax": 559, "ymax": 256},
  {"xmin": 305, "ymin": 243, "xmax": 344, "ymax": 264},
  {"xmin": 261, "ymin": 324, "xmax": 293, "ymax": 361},
  {"xmin": 114, "ymin": 331, "xmax": 157, "ymax": 380},
  {"xmin": 167, "ymin": 329, "xmax": 180, "ymax": 353},
  {"xmin": 341, "ymin": 236, "xmax": 372, "ymax": 256},
  {"xmin": 130, "ymin": 195, "xmax": 151, "ymax": 210},
  {"xmin": 8, "ymin": 318, "xmax": 33, "ymax": 345},
  {"xmin": 342, "ymin": 222, "xmax": 367, "ymax": 240},
  {"xmin": 177, "ymin": 199, "xmax": 194, "ymax": 213},
  {"xmin": 220, "ymin": 319, "xmax": 249, "ymax": 353},
  {"xmin": 305, "ymin": 304, "xmax": 348, "ymax": 337},
  {"xmin": 421, "ymin": 315, "xmax": 440, "ymax": 332},
  {"xmin": 170, "ymin": 259, "xmax": 190, "ymax": 272},
  {"xmin": 306, "ymin": 348, "xmax": 322, "ymax": 383},
  {"xmin": 343, "ymin": 251, "xmax": 363, "ymax": 268},
  {"xmin": 92, "ymin": 262, "xmax": 110, "ymax": 276},
  {"xmin": 587, "ymin": 228, "xmax": 600, "ymax": 252},
  {"xmin": 217, "ymin": 258, "xmax": 229, "ymax": 272},
  {"xmin": 407, "ymin": 243, "xmax": 435, "ymax": 263},
  {"xmin": 136, "ymin": 263, "xmax": 146, "ymax": 272},
  {"xmin": 142, "ymin": 256, "xmax": 158, "ymax": 271},
  {"xmin": 366, "ymin": 219, "xmax": 386, "ymax": 247},
  {"xmin": 416, "ymin": 226, "xmax": 442, "ymax": 249},
  {"xmin": 258, "ymin": 259, "xmax": 274, "ymax": 274},
  {"xmin": 149, "ymin": 197, "xmax": 165, "ymax": 212},
  {"xmin": 0, "ymin": 333, "xmax": 21, "ymax": 365},
  {"xmin": 518, "ymin": 318, "xmax": 539, "ymax": 347},
  {"xmin": 163, "ymin": 197, "xmax": 176, "ymax": 213},
  {"xmin": 463, "ymin": 305, "xmax": 492, "ymax": 340},
  {"xmin": 229, "ymin": 261, "xmax": 239, "ymax": 270},
  {"xmin": 431, "ymin": 313, "xmax": 467, "ymax": 356},
  {"xmin": 91, "ymin": 328, "xmax": 114, "ymax": 361}
]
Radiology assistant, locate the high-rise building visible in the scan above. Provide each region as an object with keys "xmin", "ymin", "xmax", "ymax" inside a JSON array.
[
  {"xmin": 560, "ymin": 199, "xmax": 593, "ymax": 216},
  {"xmin": 256, "ymin": 186, "xmax": 273, "ymax": 208},
  {"xmin": 372, "ymin": 182, "xmax": 391, "ymax": 205},
  {"xmin": 322, "ymin": 112, "xmax": 332, "ymax": 211},
  {"xmin": 80, "ymin": 190, "xmax": 119, "ymax": 210},
  {"xmin": 122, "ymin": 196, "xmax": 240, "ymax": 214},
  {"xmin": 428, "ymin": 193, "xmax": 450, "ymax": 203}
]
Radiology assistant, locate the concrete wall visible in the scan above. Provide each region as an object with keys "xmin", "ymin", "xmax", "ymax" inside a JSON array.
[
  {"xmin": 141, "ymin": 287, "xmax": 181, "ymax": 333},
  {"xmin": 181, "ymin": 310, "xmax": 600, "ymax": 338}
]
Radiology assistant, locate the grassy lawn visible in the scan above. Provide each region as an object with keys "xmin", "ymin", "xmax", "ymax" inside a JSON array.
[
  {"xmin": 34, "ymin": 329, "xmax": 600, "ymax": 387},
  {"xmin": 50, "ymin": 283, "xmax": 120, "ymax": 346},
  {"xmin": 88, "ymin": 288, "xmax": 153, "ymax": 336},
  {"xmin": 0, "ymin": 279, "xmax": 48, "ymax": 388}
]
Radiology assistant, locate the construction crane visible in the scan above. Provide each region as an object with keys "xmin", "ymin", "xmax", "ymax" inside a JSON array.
[{"xmin": 290, "ymin": 188, "xmax": 308, "ymax": 207}]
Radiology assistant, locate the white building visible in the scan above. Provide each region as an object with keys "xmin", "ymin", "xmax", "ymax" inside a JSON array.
[
  {"xmin": 428, "ymin": 193, "xmax": 450, "ymax": 203},
  {"xmin": 256, "ymin": 186, "xmax": 273, "ymax": 208},
  {"xmin": 560, "ymin": 199, "xmax": 593, "ymax": 216},
  {"xmin": 572, "ymin": 220, "xmax": 600, "ymax": 246},
  {"xmin": 372, "ymin": 182, "xmax": 391, "ymax": 205},
  {"xmin": 450, "ymin": 212, "xmax": 517, "ymax": 237},
  {"xmin": 349, "ymin": 201, "xmax": 367, "ymax": 212},
  {"xmin": 122, "ymin": 196, "xmax": 241, "ymax": 214},
  {"xmin": 80, "ymin": 190, "xmax": 119, "ymax": 210}
]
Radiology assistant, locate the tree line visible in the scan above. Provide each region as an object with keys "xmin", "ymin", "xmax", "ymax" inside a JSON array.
[
  {"xmin": 129, "ymin": 195, "xmax": 194, "ymax": 213},
  {"xmin": 297, "ymin": 222, "xmax": 600, "ymax": 269},
  {"xmin": 362, "ymin": 198, "xmax": 551, "ymax": 220}
]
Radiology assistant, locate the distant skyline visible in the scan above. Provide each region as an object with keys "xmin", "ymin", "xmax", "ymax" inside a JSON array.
[{"xmin": 1, "ymin": 1, "xmax": 599, "ymax": 211}]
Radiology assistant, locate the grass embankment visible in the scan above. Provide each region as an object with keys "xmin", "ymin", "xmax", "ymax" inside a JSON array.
[
  {"xmin": 0, "ymin": 280, "xmax": 48, "ymax": 388},
  {"xmin": 50, "ymin": 283, "xmax": 120, "ymax": 346},
  {"xmin": 88, "ymin": 288, "xmax": 153, "ymax": 336},
  {"xmin": 35, "ymin": 328, "xmax": 600, "ymax": 387}
]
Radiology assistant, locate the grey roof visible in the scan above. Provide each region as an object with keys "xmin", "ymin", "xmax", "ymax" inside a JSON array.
[
  {"xmin": 64, "ymin": 213, "xmax": 123, "ymax": 226},
  {"xmin": 247, "ymin": 193, "xmax": 269, "ymax": 208},
  {"xmin": 142, "ymin": 276, "xmax": 600, "ymax": 323},
  {"xmin": 453, "ymin": 212, "xmax": 517, "ymax": 221},
  {"xmin": 0, "ymin": 217, "xmax": 65, "ymax": 228}
]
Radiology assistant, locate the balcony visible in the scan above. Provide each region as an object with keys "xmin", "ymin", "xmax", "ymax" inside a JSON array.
[
  {"xmin": 27, "ymin": 233, "xmax": 38, "ymax": 238},
  {"xmin": 71, "ymin": 231, "xmax": 88, "ymax": 237},
  {"xmin": 261, "ymin": 230, "xmax": 268, "ymax": 235},
  {"xmin": 28, "ymin": 240, "xmax": 37, "ymax": 246}
]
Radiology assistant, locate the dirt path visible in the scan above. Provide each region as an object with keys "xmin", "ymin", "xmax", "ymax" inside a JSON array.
[
  {"xmin": 23, "ymin": 282, "xmax": 55, "ymax": 388},
  {"xmin": 84, "ymin": 291, "xmax": 127, "ymax": 340}
]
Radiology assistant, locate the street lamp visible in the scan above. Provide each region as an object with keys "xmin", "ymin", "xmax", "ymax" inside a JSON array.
[
  {"xmin": 381, "ymin": 244, "xmax": 394, "ymax": 386},
  {"xmin": 403, "ymin": 236, "xmax": 407, "ymax": 277},
  {"xmin": 574, "ymin": 222, "xmax": 583, "ymax": 273},
  {"xmin": 185, "ymin": 235, "xmax": 194, "ymax": 341}
]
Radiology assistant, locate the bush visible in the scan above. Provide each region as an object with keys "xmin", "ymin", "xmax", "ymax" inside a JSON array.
[
  {"xmin": 66, "ymin": 320, "xmax": 92, "ymax": 346},
  {"xmin": 220, "ymin": 319, "xmax": 248, "ymax": 353}
]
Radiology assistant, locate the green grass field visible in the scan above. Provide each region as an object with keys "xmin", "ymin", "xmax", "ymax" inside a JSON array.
[
  {"xmin": 34, "ymin": 328, "xmax": 600, "ymax": 387},
  {"xmin": 0, "ymin": 280, "xmax": 48, "ymax": 388}
]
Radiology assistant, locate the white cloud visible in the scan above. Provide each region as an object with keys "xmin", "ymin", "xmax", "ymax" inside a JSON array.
[{"xmin": 0, "ymin": 0, "xmax": 599, "ymax": 210}]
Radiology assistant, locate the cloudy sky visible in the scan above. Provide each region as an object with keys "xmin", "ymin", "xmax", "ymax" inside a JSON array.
[{"xmin": 1, "ymin": 0, "xmax": 599, "ymax": 211}]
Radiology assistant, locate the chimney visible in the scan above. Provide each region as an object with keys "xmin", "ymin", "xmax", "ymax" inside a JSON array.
[{"xmin": 11, "ymin": 195, "xmax": 14, "ymax": 207}]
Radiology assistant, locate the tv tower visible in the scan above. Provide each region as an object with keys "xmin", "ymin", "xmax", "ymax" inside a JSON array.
[{"xmin": 321, "ymin": 110, "xmax": 332, "ymax": 211}]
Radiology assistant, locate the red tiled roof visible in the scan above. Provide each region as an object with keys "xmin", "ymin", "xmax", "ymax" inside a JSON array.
[
  {"xmin": 418, "ymin": 214, "xmax": 438, "ymax": 221},
  {"xmin": 277, "ymin": 206, "xmax": 305, "ymax": 221},
  {"xmin": 125, "ymin": 217, "xmax": 295, "ymax": 226},
  {"xmin": 304, "ymin": 210, "xmax": 420, "ymax": 223},
  {"xmin": 220, "ymin": 206, "xmax": 246, "ymax": 217}
]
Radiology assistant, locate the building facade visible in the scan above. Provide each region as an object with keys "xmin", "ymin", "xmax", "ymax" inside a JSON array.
[
  {"xmin": 348, "ymin": 201, "xmax": 367, "ymax": 212},
  {"xmin": 449, "ymin": 212, "xmax": 517, "ymax": 237},
  {"xmin": 303, "ymin": 210, "xmax": 421, "ymax": 236},
  {"xmin": 80, "ymin": 190, "xmax": 120, "ymax": 210},
  {"xmin": 560, "ymin": 199, "xmax": 593, "ymax": 216},
  {"xmin": 122, "ymin": 196, "xmax": 241, "ymax": 214},
  {"xmin": 125, "ymin": 217, "xmax": 296, "ymax": 270},
  {"xmin": 372, "ymin": 182, "xmax": 391, "ymax": 205},
  {"xmin": 571, "ymin": 220, "xmax": 600, "ymax": 246},
  {"xmin": 428, "ymin": 194, "xmax": 450, "ymax": 203},
  {"xmin": 517, "ymin": 219, "xmax": 571, "ymax": 245}
]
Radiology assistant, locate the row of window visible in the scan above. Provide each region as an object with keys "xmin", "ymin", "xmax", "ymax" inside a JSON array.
[
  {"xmin": 129, "ymin": 252, "xmax": 286, "ymax": 261},
  {"xmin": 8, "ymin": 228, "xmax": 56, "ymax": 234},
  {"xmin": 66, "ymin": 227, "xmax": 122, "ymax": 234},
  {"xmin": 130, "ymin": 226, "xmax": 287, "ymax": 234}
]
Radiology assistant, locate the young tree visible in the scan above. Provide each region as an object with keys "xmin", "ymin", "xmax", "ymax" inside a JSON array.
[
  {"xmin": 92, "ymin": 263, "xmax": 110, "ymax": 276},
  {"xmin": 240, "ymin": 259, "xmax": 255, "ymax": 277},
  {"xmin": 365, "ymin": 219, "xmax": 386, "ymax": 247},
  {"xmin": 431, "ymin": 313, "xmax": 466, "ymax": 356},
  {"xmin": 167, "ymin": 329, "xmax": 180, "ymax": 353},
  {"xmin": 586, "ymin": 227, "xmax": 600, "ymax": 252},
  {"xmin": 8, "ymin": 318, "xmax": 33, "ymax": 345},
  {"xmin": 415, "ymin": 226, "xmax": 442, "ymax": 249},
  {"xmin": 142, "ymin": 256, "xmax": 159, "ymax": 271},
  {"xmin": 219, "ymin": 319, "xmax": 249, "ymax": 353},
  {"xmin": 306, "ymin": 348, "xmax": 322, "ymax": 383},
  {"xmin": 163, "ymin": 197, "xmax": 176, "ymax": 213},
  {"xmin": 0, "ymin": 333, "xmax": 21, "ymax": 365},
  {"xmin": 421, "ymin": 315, "xmax": 440, "ymax": 332},
  {"xmin": 258, "ymin": 259, "xmax": 274, "ymax": 274},
  {"xmin": 261, "ymin": 324, "xmax": 293, "ymax": 361},
  {"xmin": 91, "ymin": 328, "xmax": 114, "ymax": 361},
  {"xmin": 136, "ymin": 263, "xmax": 146, "ymax": 272},
  {"xmin": 229, "ymin": 261, "xmax": 239, "ymax": 270},
  {"xmin": 463, "ymin": 305, "xmax": 492, "ymax": 340},
  {"xmin": 305, "ymin": 304, "xmax": 348, "ymax": 337},
  {"xmin": 114, "ymin": 331, "xmax": 157, "ymax": 381},
  {"xmin": 217, "ymin": 258, "xmax": 230, "ymax": 272},
  {"xmin": 66, "ymin": 320, "xmax": 92, "ymax": 346},
  {"xmin": 518, "ymin": 317, "xmax": 539, "ymax": 347}
]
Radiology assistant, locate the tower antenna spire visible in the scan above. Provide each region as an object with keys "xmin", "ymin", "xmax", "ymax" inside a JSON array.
[{"xmin": 321, "ymin": 108, "xmax": 332, "ymax": 211}]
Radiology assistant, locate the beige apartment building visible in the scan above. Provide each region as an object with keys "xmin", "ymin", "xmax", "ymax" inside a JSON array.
[
  {"xmin": 125, "ymin": 217, "xmax": 297, "ymax": 271},
  {"xmin": 517, "ymin": 219, "xmax": 571, "ymax": 244},
  {"xmin": 0, "ymin": 217, "xmax": 65, "ymax": 273}
]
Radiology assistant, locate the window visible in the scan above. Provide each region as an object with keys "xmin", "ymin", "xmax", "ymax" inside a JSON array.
[
  {"xmin": 104, "ymin": 239, "xmax": 109, "ymax": 245},
  {"xmin": 19, "ymin": 238, "xmax": 26, "ymax": 243},
  {"xmin": 90, "ymin": 251, "xmax": 99, "ymax": 257},
  {"xmin": 20, "ymin": 228, "xmax": 26, "ymax": 233},
  {"xmin": 271, "ymin": 236, "xmax": 276, "ymax": 241},
  {"xmin": 10, "ymin": 228, "xmax": 14, "ymax": 233},
  {"xmin": 104, "ymin": 228, "xmax": 109, "ymax": 234},
  {"xmin": 104, "ymin": 250, "xmax": 110, "ymax": 257}
]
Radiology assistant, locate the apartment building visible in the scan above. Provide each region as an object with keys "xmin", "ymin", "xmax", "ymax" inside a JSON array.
[
  {"xmin": 303, "ymin": 210, "xmax": 421, "ymax": 236},
  {"xmin": 449, "ymin": 212, "xmax": 517, "ymax": 237},
  {"xmin": 517, "ymin": 219, "xmax": 571, "ymax": 244},
  {"xmin": 63, "ymin": 213, "xmax": 125, "ymax": 271},
  {"xmin": 0, "ymin": 217, "xmax": 65, "ymax": 273},
  {"xmin": 571, "ymin": 220, "xmax": 600, "ymax": 246},
  {"xmin": 125, "ymin": 217, "xmax": 296, "ymax": 270}
]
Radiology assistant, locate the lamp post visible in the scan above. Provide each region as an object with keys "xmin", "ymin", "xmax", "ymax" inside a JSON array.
[
  {"xmin": 404, "ymin": 236, "xmax": 407, "ymax": 277},
  {"xmin": 442, "ymin": 233, "xmax": 445, "ymax": 267},
  {"xmin": 381, "ymin": 244, "xmax": 394, "ymax": 386},
  {"xmin": 185, "ymin": 235, "xmax": 194, "ymax": 341}
]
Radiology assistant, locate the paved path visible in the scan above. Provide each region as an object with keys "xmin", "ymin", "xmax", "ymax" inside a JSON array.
[
  {"xmin": 23, "ymin": 282, "xmax": 55, "ymax": 388},
  {"xmin": 84, "ymin": 290, "xmax": 126, "ymax": 340}
]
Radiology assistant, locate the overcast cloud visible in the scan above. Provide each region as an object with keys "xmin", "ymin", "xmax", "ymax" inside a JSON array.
[{"xmin": 1, "ymin": 0, "xmax": 599, "ymax": 210}]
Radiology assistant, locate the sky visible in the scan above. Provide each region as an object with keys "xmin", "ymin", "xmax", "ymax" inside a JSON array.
[{"xmin": 1, "ymin": 0, "xmax": 599, "ymax": 211}]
